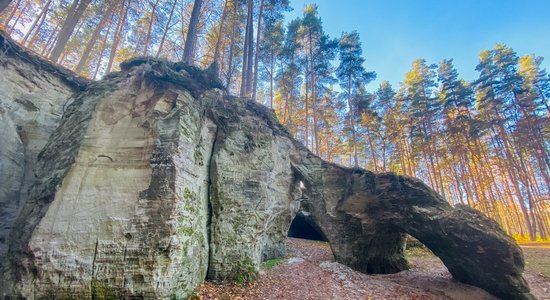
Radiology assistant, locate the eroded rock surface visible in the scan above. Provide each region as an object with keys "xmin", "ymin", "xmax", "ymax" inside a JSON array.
[
  {"xmin": 292, "ymin": 161, "xmax": 533, "ymax": 300},
  {"xmin": 0, "ymin": 32, "xmax": 87, "ymax": 257},
  {"xmin": 0, "ymin": 32, "xmax": 534, "ymax": 300}
]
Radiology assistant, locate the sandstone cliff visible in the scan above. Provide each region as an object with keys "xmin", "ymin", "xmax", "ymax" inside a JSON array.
[
  {"xmin": 0, "ymin": 32, "xmax": 534, "ymax": 299},
  {"xmin": 0, "ymin": 32, "xmax": 88, "ymax": 258}
]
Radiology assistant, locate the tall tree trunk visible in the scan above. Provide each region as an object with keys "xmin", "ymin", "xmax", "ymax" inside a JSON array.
[
  {"xmin": 287, "ymin": 67, "xmax": 295, "ymax": 136},
  {"xmin": 251, "ymin": 0, "xmax": 264, "ymax": 100},
  {"xmin": 7, "ymin": 0, "xmax": 27, "ymax": 33},
  {"xmin": 498, "ymin": 130, "xmax": 536, "ymax": 240},
  {"xmin": 381, "ymin": 137, "xmax": 388, "ymax": 171},
  {"xmin": 225, "ymin": 0, "xmax": 237, "ymax": 90},
  {"xmin": 396, "ymin": 139, "xmax": 406, "ymax": 175},
  {"xmin": 366, "ymin": 128, "xmax": 378, "ymax": 172},
  {"xmin": 49, "ymin": 0, "xmax": 92, "ymax": 63},
  {"xmin": 245, "ymin": 0, "xmax": 254, "ymax": 96},
  {"xmin": 0, "ymin": 0, "xmax": 12, "ymax": 14},
  {"xmin": 269, "ymin": 53, "xmax": 274, "ymax": 108},
  {"xmin": 92, "ymin": 11, "xmax": 115, "ymax": 80},
  {"xmin": 41, "ymin": 22, "xmax": 59, "ymax": 56},
  {"xmin": 156, "ymin": 0, "xmax": 177, "ymax": 58},
  {"xmin": 282, "ymin": 86, "xmax": 289, "ymax": 124},
  {"xmin": 326, "ymin": 124, "xmax": 332, "ymax": 161},
  {"xmin": 533, "ymin": 81, "xmax": 550, "ymax": 114},
  {"xmin": 304, "ymin": 52, "xmax": 309, "ymax": 149},
  {"xmin": 309, "ymin": 34, "xmax": 319, "ymax": 155},
  {"xmin": 22, "ymin": 0, "xmax": 52, "ymax": 45},
  {"xmin": 457, "ymin": 153, "xmax": 474, "ymax": 207},
  {"xmin": 183, "ymin": 0, "xmax": 203, "ymax": 64},
  {"xmin": 516, "ymin": 150, "xmax": 539, "ymax": 239},
  {"xmin": 348, "ymin": 75, "xmax": 358, "ymax": 167},
  {"xmin": 106, "ymin": 0, "xmax": 128, "ymax": 74},
  {"xmin": 3, "ymin": 0, "xmax": 19, "ymax": 27},
  {"xmin": 280, "ymin": 63, "xmax": 288, "ymax": 123},
  {"xmin": 58, "ymin": 17, "xmax": 86, "ymax": 65},
  {"xmin": 142, "ymin": 0, "xmax": 160, "ymax": 56},
  {"xmin": 452, "ymin": 154, "xmax": 468, "ymax": 204},
  {"xmin": 218, "ymin": 31, "xmax": 227, "ymax": 75},
  {"xmin": 239, "ymin": 0, "xmax": 252, "ymax": 96},
  {"xmin": 477, "ymin": 136, "xmax": 524, "ymax": 235},
  {"xmin": 421, "ymin": 151, "xmax": 436, "ymax": 191},
  {"xmin": 27, "ymin": 4, "xmax": 50, "ymax": 47},
  {"xmin": 434, "ymin": 153, "xmax": 447, "ymax": 199},
  {"xmin": 405, "ymin": 132, "xmax": 416, "ymax": 175},
  {"xmin": 213, "ymin": 0, "xmax": 229, "ymax": 67},
  {"xmin": 76, "ymin": 2, "xmax": 115, "ymax": 74},
  {"xmin": 492, "ymin": 125, "xmax": 535, "ymax": 241}
]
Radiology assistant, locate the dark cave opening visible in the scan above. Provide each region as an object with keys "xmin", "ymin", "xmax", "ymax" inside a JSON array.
[{"xmin": 287, "ymin": 213, "xmax": 327, "ymax": 241}]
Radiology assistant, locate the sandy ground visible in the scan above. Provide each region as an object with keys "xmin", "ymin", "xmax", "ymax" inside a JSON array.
[{"xmin": 197, "ymin": 238, "xmax": 550, "ymax": 300}]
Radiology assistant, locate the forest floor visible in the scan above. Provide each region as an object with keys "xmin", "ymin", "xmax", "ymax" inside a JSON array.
[{"xmin": 196, "ymin": 238, "xmax": 550, "ymax": 300}]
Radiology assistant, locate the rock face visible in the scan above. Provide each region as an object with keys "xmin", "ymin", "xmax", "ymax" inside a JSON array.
[
  {"xmin": 292, "ymin": 162, "xmax": 533, "ymax": 300},
  {"xmin": 0, "ymin": 32, "xmax": 533, "ymax": 299},
  {"xmin": 0, "ymin": 32, "xmax": 87, "ymax": 257}
]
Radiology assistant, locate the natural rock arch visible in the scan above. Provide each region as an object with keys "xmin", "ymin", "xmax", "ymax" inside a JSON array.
[
  {"xmin": 290, "ymin": 161, "xmax": 532, "ymax": 299},
  {"xmin": 287, "ymin": 211, "xmax": 327, "ymax": 241}
]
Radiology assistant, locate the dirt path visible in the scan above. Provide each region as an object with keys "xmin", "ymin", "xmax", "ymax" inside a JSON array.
[{"xmin": 197, "ymin": 238, "xmax": 550, "ymax": 299}]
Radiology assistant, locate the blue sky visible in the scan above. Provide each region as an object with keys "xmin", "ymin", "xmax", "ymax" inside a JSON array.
[{"xmin": 285, "ymin": 0, "xmax": 550, "ymax": 91}]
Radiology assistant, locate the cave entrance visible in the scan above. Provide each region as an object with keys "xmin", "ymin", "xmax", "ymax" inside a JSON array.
[{"xmin": 287, "ymin": 213, "xmax": 327, "ymax": 241}]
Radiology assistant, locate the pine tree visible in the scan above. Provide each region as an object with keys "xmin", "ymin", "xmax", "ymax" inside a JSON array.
[
  {"xmin": 239, "ymin": 0, "xmax": 254, "ymax": 97},
  {"xmin": 21, "ymin": 0, "xmax": 53, "ymax": 45},
  {"xmin": 212, "ymin": 0, "xmax": 229, "ymax": 69},
  {"xmin": 75, "ymin": 0, "xmax": 115, "ymax": 73},
  {"xmin": 402, "ymin": 59, "xmax": 444, "ymax": 195},
  {"xmin": 374, "ymin": 81, "xmax": 397, "ymax": 171},
  {"xmin": 298, "ymin": 4, "xmax": 322, "ymax": 152},
  {"xmin": 156, "ymin": 0, "xmax": 178, "ymax": 58},
  {"xmin": 275, "ymin": 18, "xmax": 302, "ymax": 136},
  {"xmin": 437, "ymin": 59, "xmax": 480, "ymax": 207},
  {"xmin": 183, "ymin": 0, "xmax": 203, "ymax": 64},
  {"xmin": 475, "ymin": 45, "xmax": 538, "ymax": 240},
  {"xmin": 49, "ymin": 0, "xmax": 92, "ymax": 63},
  {"xmin": 519, "ymin": 54, "xmax": 550, "ymax": 114},
  {"xmin": 106, "ymin": 0, "xmax": 129, "ymax": 73},
  {"xmin": 336, "ymin": 31, "xmax": 375, "ymax": 167},
  {"xmin": 252, "ymin": 0, "xmax": 290, "ymax": 101},
  {"xmin": 260, "ymin": 20, "xmax": 284, "ymax": 108}
]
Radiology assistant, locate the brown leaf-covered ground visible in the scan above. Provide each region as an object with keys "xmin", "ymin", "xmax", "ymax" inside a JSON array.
[{"xmin": 196, "ymin": 238, "xmax": 550, "ymax": 300}]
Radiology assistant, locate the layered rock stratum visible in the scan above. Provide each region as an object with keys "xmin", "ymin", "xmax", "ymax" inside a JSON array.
[{"xmin": 0, "ymin": 32, "xmax": 534, "ymax": 299}]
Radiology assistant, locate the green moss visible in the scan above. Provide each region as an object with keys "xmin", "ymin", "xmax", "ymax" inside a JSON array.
[
  {"xmin": 195, "ymin": 233, "xmax": 205, "ymax": 244},
  {"xmin": 180, "ymin": 124, "xmax": 191, "ymax": 138},
  {"xmin": 193, "ymin": 139, "xmax": 204, "ymax": 166},
  {"xmin": 232, "ymin": 257, "xmax": 258, "ymax": 285},
  {"xmin": 262, "ymin": 257, "xmax": 284, "ymax": 270},
  {"xmin": 91, "ymin": 279, "xmax": 120, "ymax": 300},
  {"xmin": 179, "ymin": 226, "xmax": 194, "ymax": 236},
  {"xmin": 104, "ymin": 219, "xmax": 117, "ymax": 233},
  {"xmin": 227, "ymin": 233, "xmax": 237, "ymax": 244},
  {"xmin": 183, "ymin": 188, "xmax": 198, "ymax": 201}
]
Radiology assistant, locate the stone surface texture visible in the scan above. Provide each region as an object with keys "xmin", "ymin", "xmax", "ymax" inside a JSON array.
[
  {"xmin": 0, "ymin": 32, "xmax": 534, "ymax": 300},
  {"xmin": 0, "ymin": 32, "xmax": 87, "ymax": 258}
]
